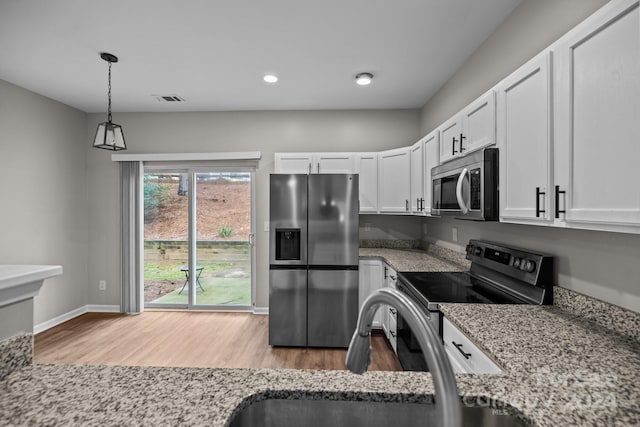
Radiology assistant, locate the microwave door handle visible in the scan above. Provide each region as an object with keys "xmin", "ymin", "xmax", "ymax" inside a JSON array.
[{"xmin": 456, "ymin": 168, "xmax": 469, "ymax": 214}]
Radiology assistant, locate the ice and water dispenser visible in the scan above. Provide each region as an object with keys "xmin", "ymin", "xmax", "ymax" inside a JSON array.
[{"xmin": 275, "ymin": 228, "xmax": 301, "ymax": 260}]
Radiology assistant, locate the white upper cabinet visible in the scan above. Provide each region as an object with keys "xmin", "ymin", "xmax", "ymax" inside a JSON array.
[
  {"xmin": 314, "ymin": 153, "xmax": 355, "ymax": 174},
  {"xmin": 462, "ymin": 91, "xmax": 496, "ymax": 154},
  {"xmin": 422, "ymin": 130, "xmax": 439, "ymax": 216},
  {"xmin": 554, "ymin": 0, "xmax": 640, "ymax": 232},
  {"xmin": 356, "ymin": 153, "xmax": 379, "ymax": 213},
  {"xmin": 410, "ymin": 140, "xmax": 425, "ymax": 214},
  {"xmin": 379, "ymin": 147, "xmax": 411, "ymax": 213},
  {"xmin": 498, "ymin": 51, "xmax": 553, "ymax": 224},
  {"xmin": 438, "ymin": 115, "xmax": 463, "ymax": 163},
  {"xmin": 439, "ymin": 91, "xmax": 496, "ymax": 164},
  {"xmin": 274, "ymin": 153, "xmax": 355, "ymax": 174},
  {"xmin": 274, "ymin": 153, "xmax": 313, "ymax": 174}
]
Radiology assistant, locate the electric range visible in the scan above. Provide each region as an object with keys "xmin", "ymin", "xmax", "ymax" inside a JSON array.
[{"xmin": 395, "ymin": 239, "xmax": 554, "ymax": 371}]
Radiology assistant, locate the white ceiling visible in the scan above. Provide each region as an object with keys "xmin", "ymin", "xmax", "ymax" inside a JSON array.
[{"xmin": 0, "ymin": 0, "xmax": 521, "ymax": 113}]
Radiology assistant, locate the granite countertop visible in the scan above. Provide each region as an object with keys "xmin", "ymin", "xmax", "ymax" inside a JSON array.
[
  {"xmin": 3, "ymin": 303, "xmax": 639, "ymax": 427},
  {"xmin": 2, "ymin": 248, "xmax": 639, "ymax": 426},
  {"xmin": 359, "ymin": 246, "xmax": 470, "ymax": 272}
]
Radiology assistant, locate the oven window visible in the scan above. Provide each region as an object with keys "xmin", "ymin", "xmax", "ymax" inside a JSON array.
[
  {"xmin": 439, "ymin": 175, "xmax": 460, "ymax": 210},
  {"xmin": 396, "ymin": 312, "xmax": 429, "ymax": 371}
]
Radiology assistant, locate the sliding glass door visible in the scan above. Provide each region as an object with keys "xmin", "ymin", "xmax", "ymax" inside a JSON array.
[{"xmin": 143, "ymin": 168, "xmax": 253, "ymax": 310}]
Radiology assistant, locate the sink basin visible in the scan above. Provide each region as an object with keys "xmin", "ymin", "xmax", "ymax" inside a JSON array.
[{"xmin": 228, "ymin": 396, "xmax": 530, "ymax": 427}]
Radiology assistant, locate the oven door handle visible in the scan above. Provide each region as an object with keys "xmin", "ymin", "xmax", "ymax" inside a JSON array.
[{"xmin": 456, "ymin": 167, "xmax": 469, "ymax": 214}]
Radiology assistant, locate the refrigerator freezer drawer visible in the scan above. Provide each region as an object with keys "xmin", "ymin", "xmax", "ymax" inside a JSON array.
[
  {"xmin": 307, "ymin": 269, "xmax": 358, "ymax": 348},
  {"xmin": 269, "ymin": 269, "xmax": 307, "ymax": 346}
]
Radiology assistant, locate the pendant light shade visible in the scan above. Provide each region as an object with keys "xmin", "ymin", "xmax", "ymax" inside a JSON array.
[
  {"xmin": 93, "ymin": 52, "xmax": 126, "ymax": 151},
  {"xmin": 93, "ymin": 121, "xmax": 126, "ymax": 150}
]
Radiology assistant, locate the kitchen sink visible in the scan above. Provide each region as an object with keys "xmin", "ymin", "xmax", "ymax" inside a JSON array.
[{"xmin": 227, "ymin": 396, "xmax": 531, "ymax": 427}]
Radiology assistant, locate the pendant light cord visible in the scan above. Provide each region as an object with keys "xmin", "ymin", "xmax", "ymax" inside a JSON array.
[{"xmin": 107, "ymin": 60, "xmax": 112, "ymax": 123}]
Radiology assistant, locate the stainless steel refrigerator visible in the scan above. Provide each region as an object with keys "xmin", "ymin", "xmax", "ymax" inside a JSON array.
[{"xmin": 269, "ymin": 174, "xmax": 359, "ymax": 348}]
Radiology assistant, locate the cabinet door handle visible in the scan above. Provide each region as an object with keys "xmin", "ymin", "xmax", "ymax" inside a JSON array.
[
  {"xmin": 384, "ymin": 266, "xmax": 388, "ymax": 280},
  {"xmin": 535, "ymin": 187, "xmax": 546, "ymax": 218},
  {"xmin": 390, "ymin": 331, "xmax": 397, "ymax": 338},
  {"xmin": 459, "ymin": 133, "xmax": 466, "ymax": 152},
  {"xmin": 389, "ymin": 308, "xmax": 397, "ymax": 315},
  {"xmin": 452, "ymin": 341, "xmax": 471, "ymax": 359},
  {"xmin": 555, "ymin": 185, "xmax": 566, "ymax": 218},
  {"xmin": 405, "ymin": 199, "xmax": 409, "ymax": 212},
  {"xmin": 317, "ymin": 162, "xmax": 320, "ymax": 174},
  {"xmin": 452, "ymin": 137, "xmax": 458, "ymax": 155}
]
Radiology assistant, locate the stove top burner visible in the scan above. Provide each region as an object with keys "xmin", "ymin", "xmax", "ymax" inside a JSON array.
[{"xmin": 398, "ymin": 271, "xmax": 525, "ymax": 305}]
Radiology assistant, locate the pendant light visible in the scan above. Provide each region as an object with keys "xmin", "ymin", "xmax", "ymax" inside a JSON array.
[{"xmin": 92, "ymin": 52, "xmax": 126, "ymax": 151}]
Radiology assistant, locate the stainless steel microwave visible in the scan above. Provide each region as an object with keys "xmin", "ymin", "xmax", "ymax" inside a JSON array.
[{"xmin": 431, "ymin": 148, "xmax": 498, "ymax": 221}]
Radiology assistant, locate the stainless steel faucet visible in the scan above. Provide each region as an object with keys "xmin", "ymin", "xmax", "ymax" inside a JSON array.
[{"xmin": 346, "ymin": 288, "xmax": 462, "ymax": 427}]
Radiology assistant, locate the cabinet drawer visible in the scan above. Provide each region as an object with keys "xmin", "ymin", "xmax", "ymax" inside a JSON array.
[{"xmin": 442, "ymin": 317, "xmax": 501, "ymax": 374}]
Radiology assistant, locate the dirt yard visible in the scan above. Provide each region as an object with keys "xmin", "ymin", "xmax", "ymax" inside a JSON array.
[{"xmin": 144, "ymin": 178, "xmax": 250, "ymax": 241}]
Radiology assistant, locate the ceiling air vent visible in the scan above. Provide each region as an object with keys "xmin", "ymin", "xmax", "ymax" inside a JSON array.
[{"xmin": 153, "ymin": 94, "xmax": 186, "ymax": 103}]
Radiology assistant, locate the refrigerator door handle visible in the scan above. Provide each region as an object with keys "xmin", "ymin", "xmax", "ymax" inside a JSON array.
[{"xmin": 248, "ymin": 233, "xmax": 255, "ymax": 246}]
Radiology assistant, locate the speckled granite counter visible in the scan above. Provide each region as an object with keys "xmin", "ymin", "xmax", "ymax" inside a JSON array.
[
  {"xmin": 440, "ymin": 303, "xmax": 640, "ymax": 426},
  {"xmin": 2, "ymin": 245, "xmax": 639, "ymax": 426},
  {"xmin": 359, "ymin": 245, "xmax": 470, "ymax": 272},
  {"xmin": 3, "ymin": 302, "xmax": 639, "ymax": 426}
]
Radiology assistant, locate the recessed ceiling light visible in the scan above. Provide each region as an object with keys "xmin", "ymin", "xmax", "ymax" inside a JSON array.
[
  {"xmin": 355, "ymin": 72, "xmax": 373, "ymax": 86},
  {"xmin": 263, "ymin": 74, "xmax": 278, "ymax": 83}
]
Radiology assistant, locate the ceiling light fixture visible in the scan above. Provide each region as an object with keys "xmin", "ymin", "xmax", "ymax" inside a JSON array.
[
  {"xmin": 263, "ymin": 74, "xmax": 279, "ymax": 83},
  {"xmin": 92, "ymin": 52, "xmax": 126, "ymax": 151},
  {"xmin": 355, "ymin": 72, "xmax": 373, "ymax": 86}
]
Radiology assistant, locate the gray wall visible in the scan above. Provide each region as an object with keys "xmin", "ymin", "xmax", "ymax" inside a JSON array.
[
  {"xmin": 0, "ymin": 299, "xmax": 33, "ymax": 340},
  {"xmin": 0, "ymin": 79, "xmax": 89, "ymax": 325},
  {"xmin": 86, "ymin": 110, "xmax": 421, "ymax": 309},
  {"xmin": 420, "ymin": 0, "xmax": 609, "ymax": 133},
  {"xmin": 420, "ymin": 0, "xmax": 640, "ymax": 313}
]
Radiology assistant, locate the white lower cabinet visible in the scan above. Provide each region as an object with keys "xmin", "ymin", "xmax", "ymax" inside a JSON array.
[
  {"xmin": 382, "ymin": 264, "xmax": 398, "ymax": 353},
  {"xmin": 358, "ymin": 260, "xmax": 383, "ymax": 329},
  {"xmin": 442, "ymin": 317, "xmax": 501, "ymax": 374}
]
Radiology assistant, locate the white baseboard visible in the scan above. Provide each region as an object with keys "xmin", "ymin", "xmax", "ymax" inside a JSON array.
[
  {"xmin": 253, "ymin": 306, "xmax": 269, "ymax": 315},
  {"xmin": 34, "ymin": 305, "xmax": 87, "ymax": 334},
  {"xmin": 87, "ymin": 304, "xmax": 121, "ymax": 313},
  {"xmin": 34, "ymin": 304, "xmax": 122, "ymax": 334}
]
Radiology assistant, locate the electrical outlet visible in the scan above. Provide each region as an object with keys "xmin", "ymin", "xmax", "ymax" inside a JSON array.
[
  {"xmin": 452, "ymin": 227, "xmax": 458, "ymax": 242},
  {"xmin": 99, "ymin": 280, "xmax": 106, "ymax": 291}
]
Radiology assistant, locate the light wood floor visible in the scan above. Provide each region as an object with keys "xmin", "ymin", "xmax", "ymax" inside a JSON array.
[{"xmin": 34, "ymin": 311, "xmax": 402, "ymax": 371}]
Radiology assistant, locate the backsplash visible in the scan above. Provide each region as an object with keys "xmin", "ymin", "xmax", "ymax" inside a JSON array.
[
  {"xmin": 359, "ymin": 239, "xmax": 420, "ymax": 249},
  {"xmin": 0, "ymin": 333, "xmax": 32, "ymax": 381}
]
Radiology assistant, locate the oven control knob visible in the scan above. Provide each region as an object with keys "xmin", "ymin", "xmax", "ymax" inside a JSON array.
[
  {"xmin": 474, "ymin": 247, "xmax": 482, "ymax": 256},
  {"xmin": 523, "ymin": 259, "xmax": 536, "ymax": 273},
  {"xmin": 513, "ymin": 258, "xmax": 521, "ymax": 269}
]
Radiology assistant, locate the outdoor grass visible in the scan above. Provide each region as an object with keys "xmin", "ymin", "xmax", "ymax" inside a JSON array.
[
  {"xmin": 144, "ymin": 259, "xmax": 250, "ymax": 305},
  {"xmin": 150, "ymin": 277, "xmax": 251, "ymax": 305},
  {"xmin": 144, "ymin": 260, "xmax": 234, "ymax": 281}
]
